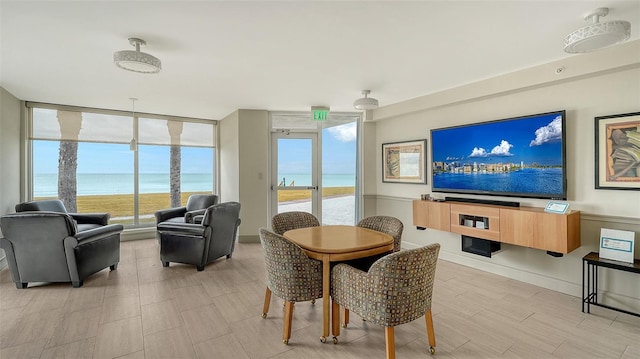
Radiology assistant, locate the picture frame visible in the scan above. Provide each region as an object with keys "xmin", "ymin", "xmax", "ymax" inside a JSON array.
[
  {"xmin": 382, "ymin": 139, "xmax": 427, "ymax": 184},
  {"xmin": 594, "ymin": 112, "xmax": 640, "ymax": 190}
]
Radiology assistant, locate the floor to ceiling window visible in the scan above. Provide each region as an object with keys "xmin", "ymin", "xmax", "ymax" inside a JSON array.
[{"xmin": 28, "ymin": 103, "xmax": 216, "ymax": 228}]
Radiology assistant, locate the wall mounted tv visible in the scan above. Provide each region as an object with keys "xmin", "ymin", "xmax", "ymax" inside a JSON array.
[{"xmin": 431, "ymin": 110, "xmax": 567, "ymax": 200}]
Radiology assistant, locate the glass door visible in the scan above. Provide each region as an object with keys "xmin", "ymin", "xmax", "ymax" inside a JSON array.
[{"xmin": 271, "ymin": 132, "xmax": 320, "ymax": 219}]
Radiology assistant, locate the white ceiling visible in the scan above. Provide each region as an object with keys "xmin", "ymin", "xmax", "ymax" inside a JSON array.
[{"xmin": 1, "ymin": 1, "xmax": 639, "ymax": 120}]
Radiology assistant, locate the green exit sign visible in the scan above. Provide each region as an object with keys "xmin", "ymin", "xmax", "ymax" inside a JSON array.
[{"xmin": 312, "ymin": 106, "xmax": 330, "ymax": 121}]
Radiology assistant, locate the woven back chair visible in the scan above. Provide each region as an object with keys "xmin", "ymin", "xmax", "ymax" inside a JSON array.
[
  {"xmin": 259, "ymin": 228, "xmax": 323, "ymax": 345},
  {"xmin": 342, "ymin": 216, "xmax": 404, "ymax": 326},
  {"xmin": 271, "ymin": 211, "xmax": 320, "ymax": 235},
  {"xmin": 357, "ymin": 216, "xmax": 403, "ymax": 252},
  {"xmin": 331, "ymin": 243, "xmax": 440, "ymax": 358}
]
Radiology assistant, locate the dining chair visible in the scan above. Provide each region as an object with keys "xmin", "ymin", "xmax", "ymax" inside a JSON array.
[
  {"xmin": 258, "ymin": 228, "xmax": 323, "ymax": 344},
  {"xmin": 331, "ymin": 243, "xmax": 440, "ymax": 358},
  {"xmin": 343, "ymin": 215, "xmax": 404, "ymax": 326},
  {"xmin": 271, "ymin": 211, "xmax": 320, "ymax": 235},
  {"xmin": 270, "ymin": 211, "xmax": 321, "ymax": 306}
]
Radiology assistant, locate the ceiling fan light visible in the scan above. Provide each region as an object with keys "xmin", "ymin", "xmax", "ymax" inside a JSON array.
[
  {"xmin": 353, "ymin": 90, "xmax": 379, "ymax": 110},
  {"xmin": 564, "ymin": 8, "xmax": 631, "ymax": 53},
  {"xmin": 114, "ymin": 38, "xmax": 162, "ymax": 74}
]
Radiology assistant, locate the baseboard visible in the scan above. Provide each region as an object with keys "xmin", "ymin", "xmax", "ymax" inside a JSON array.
[
  {"xmin": 402, "ymin": 241, "xmax": 582, "ymax": 297},
  {"xmin": 122, "ymin": 227, "xmax": 156, "ymax": 241},
  {"xmin": 238, "ymin": 234, "xmax": 259, "ymax": 243}
]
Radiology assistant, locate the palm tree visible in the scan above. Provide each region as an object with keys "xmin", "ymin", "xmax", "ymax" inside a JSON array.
[
  {"xmin": 167, "ymin": 121, "xmax": 183, "ymax": 207},
  {"xmin": 56, "ymin": 110, "xmax": 82, "ymax": 212}
]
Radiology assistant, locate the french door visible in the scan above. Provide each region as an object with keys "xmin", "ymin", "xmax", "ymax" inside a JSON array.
[
  {"xmin": 270, "ymin": 132, "xmax": 320, "ymax": 219},
  {"xmin": 270, "ymin": 112, "xmax": 360, "ymax": 225}
]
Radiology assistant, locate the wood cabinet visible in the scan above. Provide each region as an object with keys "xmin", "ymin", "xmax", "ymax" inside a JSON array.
[
  {"xmin": 412, "ymin": 200, "xmax": 450, "ymax": 231},
  {"xmin": 412, "ymin": 200, "xmax": 581, "ymax": 254}
]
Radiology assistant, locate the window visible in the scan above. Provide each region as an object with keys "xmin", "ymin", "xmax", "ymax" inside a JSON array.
[{"xmin": 28, "ymin": 104, "xmax": 217, "ymax": 228}]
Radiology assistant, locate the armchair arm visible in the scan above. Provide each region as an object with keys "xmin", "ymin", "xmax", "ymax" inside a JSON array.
[
  {"xmin": 155, "ymin": 207, "xmax": 187, "ymax": 223},
  {"xmin": 69, "ymin": 212, "xmax": 110, "ymax": 226},
  {"xmin": 157, "ymin": 222, "xmax": 205, "ymax": 237},
  {"xmin": 74, "ymin": 224, "xmax": 124, "ymax": 243},
  {"xmin": 184, "ymin": 208, "xmax": 207, "ymax": 223},
  {"xmin": 332, "ymin": 263, "xmax": 370, "ymax": 295}
]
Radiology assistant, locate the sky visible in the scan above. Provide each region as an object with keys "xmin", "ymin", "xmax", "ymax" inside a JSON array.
[
  {"xmin": 276, "ymin": 122, "xmax": 357, "ymax": 175},
  {"xmin": 431, "ymin": 112, "xmax": 564, "ymax": 166}
]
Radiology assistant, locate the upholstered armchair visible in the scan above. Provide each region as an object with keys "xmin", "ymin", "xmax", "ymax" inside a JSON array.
[
  {"xmin": 157, "ymin": 202, "xmax": 240, "ymax": 271},
  {"xmin": 0, "ymin": 211, "xmax": 123, "ymax": 288},
  {"xmin": 15, "ymin": 199, "xmax": 110, "ymax": 232},
  {"xmin": 331, "ymin": 243, "xmax": 441, "ymax": 358},
  {"xmin": 342, "ymin": 215, "xmax": 404, "ymax": 326},
  {"xmin": 154, "ymin": 194, "xmax": 219, "ymax": 225},
  {"xmin": 258, "ymin": 228, "xmax": 323, "ymax": 345},
  {"xmin": 270, "ymin": 211, "xmax": 321, "ymax": 307},
  {"xmin": 271, "ymin": 211, "xmax": 320, "ymax": 235}
]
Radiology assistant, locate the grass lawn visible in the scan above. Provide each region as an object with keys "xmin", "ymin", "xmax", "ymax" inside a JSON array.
[{"xmin": 35, "ymin": 186, "xmax": 355, "ymax": 218}]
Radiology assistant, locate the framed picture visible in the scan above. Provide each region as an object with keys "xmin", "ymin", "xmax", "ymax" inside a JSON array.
[
  {"xmin": 382, "ymin": 139, "xmax": 427, "ymax": 184},
  {"xmin": 595, "ymin": 112, "xmax": 640, "ymax": 190}
]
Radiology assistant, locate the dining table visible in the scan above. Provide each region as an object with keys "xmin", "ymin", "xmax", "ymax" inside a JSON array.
[{"xmin": 283, "ymin": 225, "xmax": 394, "ymax": 343}]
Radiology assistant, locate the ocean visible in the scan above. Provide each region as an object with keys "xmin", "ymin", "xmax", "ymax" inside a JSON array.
[{"xmin": 34, "ymin": 173, "xmax": 356, "ymax": 197}]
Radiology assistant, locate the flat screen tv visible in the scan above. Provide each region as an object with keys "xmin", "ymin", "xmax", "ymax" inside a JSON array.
[{"xmin": 431, "ymin": 110, "xmax": 567, "ymax": 200}]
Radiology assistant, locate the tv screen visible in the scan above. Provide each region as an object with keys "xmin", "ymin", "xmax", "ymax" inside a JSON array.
[{"xmin": 431, "ymin": 110, "xmax": 567, "ymax": 200}]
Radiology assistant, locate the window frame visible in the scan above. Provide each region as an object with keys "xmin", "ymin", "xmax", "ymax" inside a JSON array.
[{"xmin": 25, "ymin": 102, "xmax": 218, "ymax": 228}]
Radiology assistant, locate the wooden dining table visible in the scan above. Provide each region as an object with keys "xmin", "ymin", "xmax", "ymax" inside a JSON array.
[{"xmin": 283, "ymin": 225, "xmax": 393, "ymax": 343}]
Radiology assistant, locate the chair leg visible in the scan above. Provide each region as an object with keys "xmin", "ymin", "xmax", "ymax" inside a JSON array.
[
  {"xmin": 425, "ymin": 309, "xmax": 436, "ymax": 354},
  {"xmin": 262, "ymin": 287, "xmax": 271, "ymax": 318},
  {"xmin": 110, "ymin": 263, "xmax": 118, "ymax": 270},
  {"xmin": 385, "ymin": 326, "xmax": 395, "ymax": 359},
  {"xmin": 72, "ymin": 280, "xmax": 83, "ymax": 288},
  {"xmin": 342, "ymin": 307, "xmax": 350, "ymax": 328},
  {"xmin": 331, "ymin": 299, "xmax": 340, "ymax": 343},
  {"xmin": 16, "ymin": 282, "xmax": 27, "ymax": 289},
  {"xmin": 162, "ymin": 261, "xmax": 170, "ymax": 267},
  {"xmin": 196, "ymin": 265, "xmax": 205, "ymax": 271},
  {"xmin": 283, "ymin": 301, "xmax": 294, "ymax": 344}
]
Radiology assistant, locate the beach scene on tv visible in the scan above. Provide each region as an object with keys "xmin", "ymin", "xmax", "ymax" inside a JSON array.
[{"xmin": 431, "ymin": 112, "xmax": 565, "ymax": 198}]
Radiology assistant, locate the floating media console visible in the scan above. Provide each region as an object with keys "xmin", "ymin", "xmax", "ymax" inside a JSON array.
[{"xmin": 413, "ymin": 199, "xmax": 581, "ymax": 254}]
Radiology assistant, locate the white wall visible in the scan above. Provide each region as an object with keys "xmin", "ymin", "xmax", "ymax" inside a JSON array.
[
  {"xmin": 219, "ymin": 109, "xmax": 270, "ymax": 242},
  {"xmin": 237, "ymin": 110, "xmax": 270, "ymax": 241},
  {"xmin": 219, "ymin": 110, "xmax": 240, "ymax": 203},
  {"xmin": 365, "ymin": 42, "xmax": 640, "ymax": 311},
  {"xmin": 1, "ymin": 87, "xmax": 22, "ymax": 266}
]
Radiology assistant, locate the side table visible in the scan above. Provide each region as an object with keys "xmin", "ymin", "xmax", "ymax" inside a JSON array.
[{"xmin": 582, "ymin": 251, "xmax": 640, "ymax": 317}]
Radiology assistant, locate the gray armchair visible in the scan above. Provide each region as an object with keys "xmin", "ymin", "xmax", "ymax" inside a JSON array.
[
  {"xmin": 15, "ymin": 199, "xmax": 110, "ymax": 232},
  {"xmin": 154, "ymin": 194, "xmax": 219, "ymax": 225},
  {"xmin": 157, "ymin": 202, "xmax": 241, "ymax": 271},
  {"xmin": 0, "ymin": 211, "xmax": 123, "ymax": 288}
]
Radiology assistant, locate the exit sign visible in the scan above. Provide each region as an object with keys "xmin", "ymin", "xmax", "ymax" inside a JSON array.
[{"xmin": 312, "ymin": 106, "xmax": 330, "ymax": 121}]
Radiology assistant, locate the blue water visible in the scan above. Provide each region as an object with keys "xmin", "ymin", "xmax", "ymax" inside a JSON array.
[
  {"xmin": 34, "ymin": 173, "xmax": 356, "ymax": 197},
  {"xmin": 432, "ymin": 168, "xmax": 563, "ymax": 196},
  {"xmin": 34, "ymin": 173, "xmax": 214, "ymax": 197}
]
